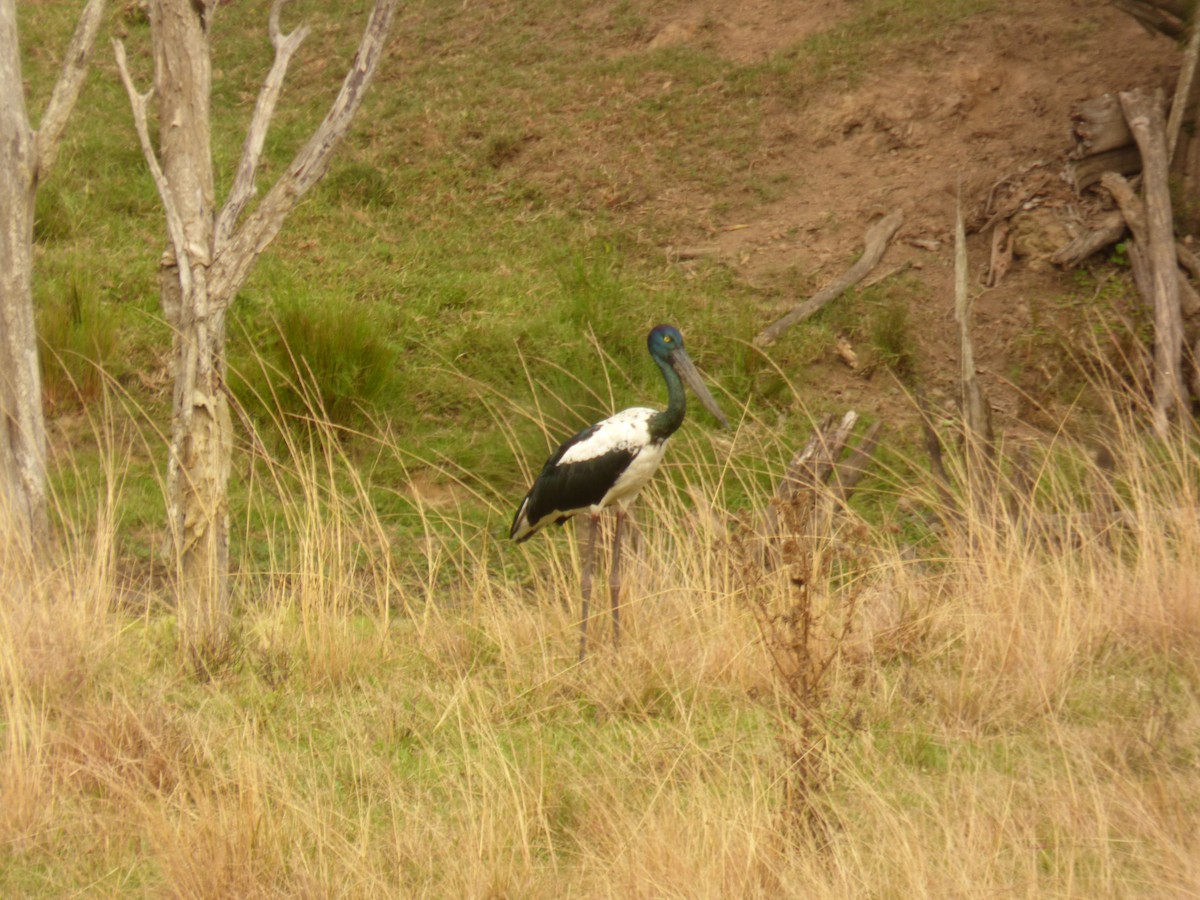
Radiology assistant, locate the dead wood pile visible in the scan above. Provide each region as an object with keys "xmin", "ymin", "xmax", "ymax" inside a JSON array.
[{"xmin": 973, "ymin": 8, "xmax": 1200, "ymax": 433}]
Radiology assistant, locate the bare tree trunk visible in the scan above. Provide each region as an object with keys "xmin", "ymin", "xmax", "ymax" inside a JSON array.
[
  {"xmin": 0, "ymin": 2, "xmax": 42, "ymax": 547},
  {"xmin": 148, "ymin": 0, "xmax": 232, "ymax": 665},
  {"xmin": 0, "ymin": 0, "xmax": 107, "ymax": 549},
  {"xmin": 116, "ymin": 0, "xmax": 398, "ymax": 668}
]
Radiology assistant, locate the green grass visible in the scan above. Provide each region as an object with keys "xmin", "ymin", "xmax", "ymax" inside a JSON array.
[{"xmin": 17, "ymin": 0, "xmax": 1002, "ymax": 532}]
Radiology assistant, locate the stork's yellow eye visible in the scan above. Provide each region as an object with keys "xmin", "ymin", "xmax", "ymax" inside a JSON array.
[{"xmin": 663, "ymin": 336, "xmax": 673, "ymax": 343}]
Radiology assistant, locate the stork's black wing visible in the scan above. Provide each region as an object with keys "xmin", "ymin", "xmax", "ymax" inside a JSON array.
[{"xmin": 510, "ymin": 424, "xmax": 636, "ymax": 542}]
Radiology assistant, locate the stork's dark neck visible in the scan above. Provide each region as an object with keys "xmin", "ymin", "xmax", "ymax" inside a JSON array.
[{"xmin": 648, "ymin": 355, "xmax": 686, "ymax": 442}]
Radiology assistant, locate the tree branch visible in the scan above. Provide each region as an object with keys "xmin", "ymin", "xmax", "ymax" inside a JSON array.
[
  {"xmin": 956, "ymin": 185, "xmax": 994, "ymax": 478},
  {"xmin": 209, "ymin": 0, "xmax": 398, "ymax": 305},
  {"xmin": 1112, "ymin": 0, "xmax": 1187, "ymax": 39},
  {"xmin": 34, "ymin": 0, "xmax": 107, "ymax": 179},
  {"xmin": 1101, "ymin": 173, "xmax": 1165, "ymax": 314},
  {"xmin": 214, "ymin": 0, "xmax": 310, "ymax": 250},
  {"xmin": 754, "ymin": 209, "xmax": 904, "ymax": 347},
  {"xmin": 1167, "ymin": 17, "xmax": 1200, "ymax": 164},
  {"xmin": 112, "ymin": 38, "xmax": 194, "ymax": 306}
]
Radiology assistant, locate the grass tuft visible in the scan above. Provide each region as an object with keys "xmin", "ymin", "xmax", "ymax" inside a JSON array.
[{"xmin": 37, "ymin": 273, "xmax": 122, "ymax": 408}]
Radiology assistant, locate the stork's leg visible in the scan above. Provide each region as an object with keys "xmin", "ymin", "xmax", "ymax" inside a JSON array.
[
  {"xmin": 578, "ymin": 512, "xmax": 601, "ymax": 663},
  {"xmin": 610, "ymin": 508, "xmax": 625, "ymax": 650}
]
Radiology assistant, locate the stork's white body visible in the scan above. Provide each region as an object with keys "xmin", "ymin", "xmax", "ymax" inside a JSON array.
[
  {"xmin": 510, "ymin": 407, "xmax": 668, "ymax": 542},
  {"xmin": 559, "ymin": 408, "xmax": 668, "ymax": 507}
]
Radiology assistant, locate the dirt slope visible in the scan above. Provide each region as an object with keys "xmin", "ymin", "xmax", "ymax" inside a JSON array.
[{"xmin": 641, "ymin": 0, "xmax": 1174, "ymax": 430}]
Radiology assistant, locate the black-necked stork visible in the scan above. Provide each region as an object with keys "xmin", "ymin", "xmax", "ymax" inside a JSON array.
[{"xmin": 510, "ymin": 324, "xmax": 729, "ymax": 660}]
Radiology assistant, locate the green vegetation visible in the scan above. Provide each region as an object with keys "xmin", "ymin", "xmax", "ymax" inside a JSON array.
[
  {"xmin": 7, "ymin": 0, "xmax": 1200, "ymax": 896},
  {"xmin": 19, "ymin": 0, "xmax": 1004, "ymax": 507},
  {"xmin": 36, "ymin": 270, "xmax": 123, "ymax": 407}
]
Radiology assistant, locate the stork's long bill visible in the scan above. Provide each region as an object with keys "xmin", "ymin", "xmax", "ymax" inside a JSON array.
[{"xmin": 668, "ymin": 349, "xmax": 730, "ymax": 429}]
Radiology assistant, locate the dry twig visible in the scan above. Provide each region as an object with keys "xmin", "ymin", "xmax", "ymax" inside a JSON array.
[{"xmin": 755, "ymin": 210, "xmax": 904, "ymax": 347}]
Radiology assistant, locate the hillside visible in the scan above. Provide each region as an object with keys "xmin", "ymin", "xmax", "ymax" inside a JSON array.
[
  {"xmin": 27, "ymin": 0, "xmax": 1176, "ymax": 491},
  {"xmin": 631, "ymin": 0, "xmax": 1167, "ymax": 425},
  {"xmin": 454, "ymin": 0, "xmax": 1169, "ymax": 430}
]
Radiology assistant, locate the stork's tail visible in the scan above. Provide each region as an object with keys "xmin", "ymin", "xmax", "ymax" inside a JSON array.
[{"xmin": 510, "ymin": 495, "xmax": 534, "ymax": 542}]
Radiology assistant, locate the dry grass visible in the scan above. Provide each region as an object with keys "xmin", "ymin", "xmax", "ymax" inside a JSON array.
[{"xmin": 3, "ymin": 392, "xmax": 1200, "ymax": 897}]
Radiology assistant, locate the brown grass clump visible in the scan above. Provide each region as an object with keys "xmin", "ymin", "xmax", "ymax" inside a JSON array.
[{"xmin": 4, "ymin": 392, "xmax": 1200, "ymax": 897}]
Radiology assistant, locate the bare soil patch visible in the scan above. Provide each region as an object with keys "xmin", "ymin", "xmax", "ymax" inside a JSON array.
[
  {"xmin": 625, "ymin": 0, "xmax": 1176, "ymax": 428},
  {"xmin": 645, "ymin": 0, "xmax": 852, "ymax": 62}
]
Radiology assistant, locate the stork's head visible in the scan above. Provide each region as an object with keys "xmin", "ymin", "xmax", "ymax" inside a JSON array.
[
  {"xmin": 647, "ymin": 324, "xmax": 730, "ymax": 428},
  {"xmin": 648, "ymin": 324, "xmax": 685, "ymax": 362}
]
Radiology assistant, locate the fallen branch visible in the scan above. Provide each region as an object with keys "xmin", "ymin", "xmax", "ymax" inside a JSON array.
[
  {"xmin": 1176, "ymin": 241, "xmax": 1200, "ymax": 281},
  {"xmin": 1101, "ymin": 172, "xmax": 1200, "ymax": 317},
  {"xmin": 1119, "ymin": 88, "xmax": 1186, "ymax": 436},
  {"xmin": 1070, "ymin": 94, "xmax": 1133, "ymax": 158},
  {"xmin": 955, "ymin": 189, "xmax": 993, "ymax": 467},
  {"xmin": 1168, "ymin": 18, "xmax": 1200, "ymax": 164},
  {"xmin": 1067, "ymin": 146, "xmax": 1142, "ymax": 192},
  {"xmin": 754, "ymin": 210, "xmax": 904, "ymax": 347},
  {"xmin": 1050, "ymin": 210, "xmax": 1126, "ymax": 268},
  {"xmin": 1100, "ymin": 172, "xmax": 1156, "ymax": 302},
  {"xmin": 1112, "ymin": 0, "xmax": 1188, "ymax": 39},
  {"xmin": 861, "ymin": 259, "xmax": 913, "ymax": 290}
]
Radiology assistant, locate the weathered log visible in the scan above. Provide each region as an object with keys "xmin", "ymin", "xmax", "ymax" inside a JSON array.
[
  {"xmin": 861, "ymin": 259, "xmax": 913, "ymax": 289},
  {"xmin": 1119, "ymin": 89, "xmax": 1186, "ymax": 436},
  {"xmin": 1101, "ymin": 172, "xmax": 1150, "ymax": 239},
  {"xmin": 1168, "ymin": 19, "xmax": 1200, "ymax": 164},
  {"xmin": 1050, "ymin": 210, "xmax": 1126, "ymax": 267},
  {"xmin": 1068, "ymin": 146, "xmax": 1142, "ymax": 192},
  {"xmin": 1113, "ymin": 0, "xmax": 1187, "ymax": 39},
  {"xmin": 1070, "ymin": 94, "xmax": 1134, "ymax": 158},
  {"xmin": 1102, "ymin": 172, "xmax": 1159, "ymax": 296},
  {"xmin": 1102, "ymin": 172, "xmax": 1200, "ymax": 317},
  {"xmin": 1176, "ymin": 241, "xmax": 1200, "ymax": 281},
  {"xmin": 755, "ymin": 210, "xmax": 904, "ymax": 347}
]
